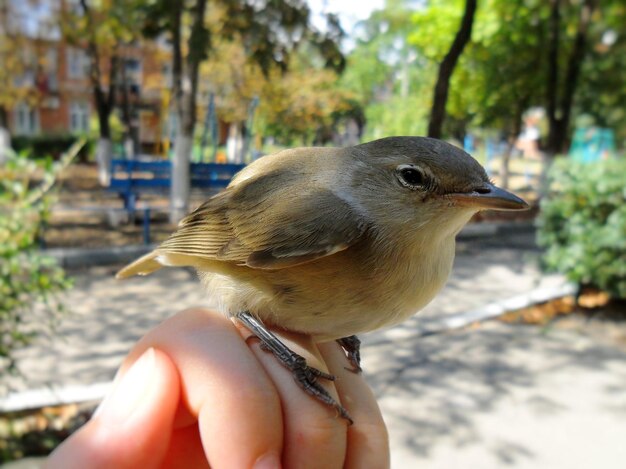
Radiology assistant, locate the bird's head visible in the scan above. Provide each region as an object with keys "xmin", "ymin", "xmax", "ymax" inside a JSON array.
[{"xmin": 350, "ymin": 136, "xmax": 529, "ymax": 239}]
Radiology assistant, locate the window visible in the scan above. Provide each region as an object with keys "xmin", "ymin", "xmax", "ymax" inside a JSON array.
[
  {"xmin": 14, "ymin": 69, "xmax": 35, "ymax": 88},
  {"xmin": 162, "ymin": 63, "xmax": 173, "ymax": 88},
  {"xmin": 14, "ymin": 48, "xmax": 36, "ymax": 88},
  {"xmin": 67, "ymin": 47, "xmax": 88, "ymax": 79},
  {"xmin": 69, "ymin": 102, "xmax": 90, "ymax": 133},
  {"xmin": 123, "ymin": 58, "xmax": 142, "ymax": 86},
  {"xmin": 46, "ymin": 47, "xmax": 59, "ymax": 91},
  {"xmin": 14, "ymin": 103, "xmax": 40, "ymax": 135}
]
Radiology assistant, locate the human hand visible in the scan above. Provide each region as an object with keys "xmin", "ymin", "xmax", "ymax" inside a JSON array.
[{"xmin": 46, "ymin": 308, "xmax": 389, "ymax": 468}]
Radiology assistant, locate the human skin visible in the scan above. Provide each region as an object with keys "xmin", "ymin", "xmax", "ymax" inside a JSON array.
[{"xmin": 45, "ymin": 308, "xmax": 390, "ymax": 468}]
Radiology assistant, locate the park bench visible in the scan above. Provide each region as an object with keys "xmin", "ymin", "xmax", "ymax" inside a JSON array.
[
  {"xmin": 108, "ymin": 158, "xmax": 246, "ymax": 242},
  {"xmin": 109, "ymin": 159, "xmax": 245, "ymax": 212}
]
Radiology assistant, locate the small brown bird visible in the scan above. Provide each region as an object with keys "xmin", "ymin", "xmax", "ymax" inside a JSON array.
[{"xmin": 117, "ymin": 136, "xmax": 528, "ymax": 421}]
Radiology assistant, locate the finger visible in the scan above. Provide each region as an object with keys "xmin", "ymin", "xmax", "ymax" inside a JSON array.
[
  {"xmin": 122, "ymin": 308, "xmax": 284, "ymax": 468},
  {"xmin": 46, "ymin": 348, "xmax": 180, "ymax": 469},
  {"xmin": 319, "ymin": 341, "xmax": 390, "ymax": 469},
  {"xmin": 161, "ymin": 424, "xmax": 210, "ymax": 469},
  {"xmin": 237, "ymin": 324, "xmax": 348, "ymax": 469}
]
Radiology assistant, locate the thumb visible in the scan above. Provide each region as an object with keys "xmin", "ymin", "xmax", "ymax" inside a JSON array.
[{"xmin": 46, "ymin": 348, "xmax": 181, "ymax": 469}]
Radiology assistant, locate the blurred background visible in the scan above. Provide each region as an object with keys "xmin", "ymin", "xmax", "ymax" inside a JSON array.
[{"xmin": 0, "ymin": 0, "xmax": 624, "ymax": 467}]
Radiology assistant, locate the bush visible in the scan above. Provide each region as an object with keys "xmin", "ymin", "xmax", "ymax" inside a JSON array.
[
  {"xmin": 537, "ymin": 157, "xmax": 626, "ymax": 298},
  {"xmin": 11, "ymin": 134, "xmax": 92, "ymax": 162},
  {"xmin": 0, "ymin": 144, "xmax": 81, "ymax": 379}
]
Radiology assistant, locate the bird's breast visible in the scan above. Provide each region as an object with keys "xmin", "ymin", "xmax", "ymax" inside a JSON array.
[{"xmin": 199, "ymin": 235, "xmax": 457, "ymax": 341}]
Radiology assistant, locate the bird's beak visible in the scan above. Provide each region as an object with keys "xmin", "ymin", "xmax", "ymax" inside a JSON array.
[{"xmin": 448, "ymin": 183, "xmax": 530, "ymax": 211}]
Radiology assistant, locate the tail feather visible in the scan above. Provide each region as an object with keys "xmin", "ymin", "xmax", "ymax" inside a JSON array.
[
  {"xmin": 116, "ymin": 251, "xmax": 225, "ymax": 279},
  {"xmin": 116, "ymin": 251, "xmax": 163, "ymax": 279}
]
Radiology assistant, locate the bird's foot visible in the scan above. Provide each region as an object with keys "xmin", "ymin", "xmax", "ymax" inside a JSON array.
[
  {"xmin": 336, "ymin": 335, "xmax": 362, "ymax": 373},
  {"xmin": 236, "ymin": 311, "xmax": 353, "ymax": 424}
]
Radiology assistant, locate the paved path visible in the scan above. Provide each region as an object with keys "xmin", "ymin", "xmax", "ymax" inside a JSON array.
[
  {"xmin": 366, "ymin": 321, "xmax": 626, "ymax": 469},
  {"xmin": 9, "ymin": 230, "xmax": 557, "ymax": 391},
  {"xmin": 8, "ymin": 229, "xmax": 626, "ymax": 468}
]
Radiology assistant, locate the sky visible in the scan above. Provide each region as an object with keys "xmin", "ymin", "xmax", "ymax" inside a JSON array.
[
  {"xmin": 308, "ymin": 0, "xmax": 386, "ymax": 49},
  {"xmin": 308, "ymin": 0, "xmax": 385, "ymax": 27},
  {"xmin": 10, "ymin": 0, "xmax": 388, "ymax": 48}
]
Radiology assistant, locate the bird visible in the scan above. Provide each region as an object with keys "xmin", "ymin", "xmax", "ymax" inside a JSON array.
[{"xmin": 117, "ymin": 136, "xmax": 528, "ymax": 422}]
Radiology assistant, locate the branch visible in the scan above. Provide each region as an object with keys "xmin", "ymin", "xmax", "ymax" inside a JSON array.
[{"xmin": 26, "ymin": 139, "xmax": 86, "ymax": 206}]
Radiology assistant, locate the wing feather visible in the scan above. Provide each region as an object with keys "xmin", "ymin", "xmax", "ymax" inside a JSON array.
[{"xmin": 155, "ymin": 167, "xmax": 369, "ymax": 270}]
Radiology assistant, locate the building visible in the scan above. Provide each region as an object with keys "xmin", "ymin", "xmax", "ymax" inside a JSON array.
[{"xmin": 1, "ymin": 0, "xmax": 172, "ymax": 155}]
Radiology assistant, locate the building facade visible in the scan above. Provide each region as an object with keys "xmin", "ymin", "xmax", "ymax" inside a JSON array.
[{"xmin": 2, "ymin": 0, "xmax": 172, "ymax": 155}]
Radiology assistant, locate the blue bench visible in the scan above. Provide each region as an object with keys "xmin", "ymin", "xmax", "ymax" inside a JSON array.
[
  {"xmin": 109, "ymin": 159, "xmax": 245, "ymax": 212},
  {"xmin": 109, "ymin": 159, "xmax": 246, "ymax": 243}
]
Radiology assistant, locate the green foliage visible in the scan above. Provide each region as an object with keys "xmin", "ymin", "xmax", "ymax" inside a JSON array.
[
  {"xmin": 0, "ymin": 150, "xmax": 73, "ymax": 376},
  {"xmin": 11, "ymin": 135, "xmax": 92, "ymax": 162},
  {"xmin": 537, "ymin": 158, "xmax": 626, "ymax": 298},
  {"xmin": 364, "ymin": 94, "xmax": 429, "ymax": 140},
  {"xmin": 255, "ymin": 52, "xmax": 359, "ymax": 146},
  {"xmin": 576, "ymin": 1, "xmax": 626, "ymax": 144},
  {"xmin": 340, "ymin": 0, "xmax": 428, "ymax": 139},
  {"xmin": 342, "ymin": 0, "xmax": 624, "ymax": 144}
]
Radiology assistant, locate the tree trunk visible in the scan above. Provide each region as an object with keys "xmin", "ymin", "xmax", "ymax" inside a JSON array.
[
  {"xmin": 546, "ymin": 0, "xmax": 597, "ymax": 155},
  {"xmin": 545, "ymin": 0, "xmax": 561, "ymax": 155},
  {"xmin": 0, "ymin": 106, "xmax": 10, "ymax": 164},
  {"xmin": 94, "ymin": 100, "xmax": 113, "ymax": 185},
  {"xmin": 556, "ymin": 0, "xmax": 597, "ymax": 153},
  {"xmin": 169, "ymin": 1, "xmax": 187, "ymax": 223},
  {"xmin": 501, "ymin": 99, "xmax": 527, "ymax": 190},
  {"xmin": 168, "ymin": 0, "xmax": 208, "ymax": 222},
  {"xmin": 119, "ymin": 53, "xmax": 140, "ymax": 159},
  {"xmin": 170, "ymin": 126, "xmax": 192, "ymax": 222},
  {"xmin": 427, "ymin": 0, "xmax": 477, "ymax": 139},
  {"xmin": 227, "ymin": 122, "xmax": 244, "ymax": 163},
  {"xmin": 96, "ymin": 138, "xmax": 112, "ymax": 186},
  {"xmin": 0, "ymin": 106, "xmax": 8, "ymax": 129},
  {"xmin": 80, "ymin": 0, "xmax": 117, "ymax": 183}
]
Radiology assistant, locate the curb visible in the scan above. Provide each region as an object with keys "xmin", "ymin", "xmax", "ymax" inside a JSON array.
[
  {"xmin": 415, "ymin": 282, "xmax": 577, "ymax": 337},
  {"xmin": 45, "ymin": 244, "xmax": 157, "ymax": 269},
  {"xmin": 0, "ymin": 281, "xmax": 575, "ymax": 413},
  {"xmin": 457, "ymin": 220, "xmax": 534, "ymax": 239},
  {"xmin": 0, "ymin": 382, "xmax": 110, "ymax": 413}
]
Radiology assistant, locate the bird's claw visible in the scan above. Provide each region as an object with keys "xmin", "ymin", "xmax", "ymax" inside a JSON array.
[{"xmin": 237, "ymin": 311, "xmax": 353, "ymax": 424}]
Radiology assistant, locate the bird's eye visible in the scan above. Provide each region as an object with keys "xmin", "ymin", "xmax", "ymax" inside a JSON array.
[{"xmin": 396, "ymin": 165, "xmax": 425, "ymax": 189}]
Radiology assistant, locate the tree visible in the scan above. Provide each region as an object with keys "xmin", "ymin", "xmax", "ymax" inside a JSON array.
[
  {"xmin": 342, "ymin": 0, "xmax": 428, "ymax": 139},
  {"xmin": 447, "ymin": 0, "xmax": 546, "ymax": 186},
  {"xmin": 409, "ymin": 0, "xmax": 622, "ymax": 153},
  {"xmin": 546, "ymin": 0, "xmax": 598, "ymax": 155},
  {"xmin": 574, "ymin": 1, "xmax": 626, "ymax": 144},
  {"xmin": 141, "ymin": 0, "xmax": 344, "ymax": 222},
  {"xmin": 0, "ymin": 1, "xmax": 42, "ymax": 163},
  {"xmin": 62, "ymin": 0, "xmax": 141, "ymax": 185},
  {"xmin": 258, "ymin": 52, "xmax": 358, "ymax": 146},
  {"xmin": 427, "ymin": 0, "xmax": 477, "ymax": 139}
]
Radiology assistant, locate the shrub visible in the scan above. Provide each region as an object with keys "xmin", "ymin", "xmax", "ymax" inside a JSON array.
[
  {"xmin": 537, "ymin": 157, "xmax": 626, "ymax": 298},
  {"xmin": 0, "ymin": 142, "xmax": 82, "ymax": 379},
  {"xmin": 11, "ymin": 134, "xmax": 92, "ymax": 162}
]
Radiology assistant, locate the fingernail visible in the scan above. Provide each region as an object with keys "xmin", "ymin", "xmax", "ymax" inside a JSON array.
[
  {"xmin": 253, "ymin": 452, "xmax": 281, "ymax": 469},
  {"xmin": 94, "ymin": 348, "xmax": 157, "ymax": 425}
]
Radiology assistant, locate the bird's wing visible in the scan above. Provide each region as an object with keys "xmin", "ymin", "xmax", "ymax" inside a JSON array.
[{"xmin": 156, "ymin": 168, "xmax": 369, "ymax": 270}]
